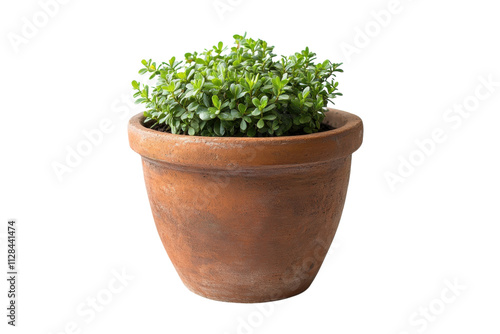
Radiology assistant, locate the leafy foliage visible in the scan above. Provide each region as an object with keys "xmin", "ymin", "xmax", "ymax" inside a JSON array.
[{"xmin": 132, "ymin": 33, "xmax": 343, "ymax": 137}]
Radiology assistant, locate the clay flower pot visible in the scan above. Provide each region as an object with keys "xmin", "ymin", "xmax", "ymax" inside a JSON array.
[{"xmin": 128, "ymin": 108, "xmax": 363, "ymax": 303}]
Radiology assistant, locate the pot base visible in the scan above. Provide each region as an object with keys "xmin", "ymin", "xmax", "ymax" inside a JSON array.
[{"xmin": 183, "ymin": 279, "xmax": 314, "ymax": 303}]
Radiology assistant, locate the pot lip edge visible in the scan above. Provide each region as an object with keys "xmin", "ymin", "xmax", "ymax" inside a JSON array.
[{"xmin": 128, "ymin": 108, "xmax": 362, "ymax": 144}]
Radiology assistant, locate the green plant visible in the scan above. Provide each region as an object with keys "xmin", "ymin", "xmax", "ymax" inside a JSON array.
[{"xmin": 132, "ymin": 33, "xmax": 343, "ymax": 137}]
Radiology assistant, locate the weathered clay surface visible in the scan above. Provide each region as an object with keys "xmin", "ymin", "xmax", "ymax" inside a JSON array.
[{"xmin": 129, "ymin": 108, "xmax": 363, "ymax": 303}]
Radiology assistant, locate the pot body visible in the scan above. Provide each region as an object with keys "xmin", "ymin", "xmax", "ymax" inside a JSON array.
[{"xmin": 129, "ymin": 108, "xmax": 363, "ymax": 302}]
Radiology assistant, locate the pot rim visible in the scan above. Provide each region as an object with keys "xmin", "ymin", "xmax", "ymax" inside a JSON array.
[{"xmin": 128, "ymin": 108, "xmax": 363, "ymax": 168}]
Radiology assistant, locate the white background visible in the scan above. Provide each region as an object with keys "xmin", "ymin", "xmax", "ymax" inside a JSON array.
[{"xmin": 1, "ymin": 0, "xmax": 499, "ymax": 333}]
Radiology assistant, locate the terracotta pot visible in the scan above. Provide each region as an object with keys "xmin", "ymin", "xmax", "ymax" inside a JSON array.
[{"xmin": 128, "ymin": 108, "xmax": 363, "ymax": 303}]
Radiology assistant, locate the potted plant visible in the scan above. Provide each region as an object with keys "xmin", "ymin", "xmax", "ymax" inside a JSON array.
[{"xmin": 128, "ymin": 33, "xmax": 363, "ymax": 303}]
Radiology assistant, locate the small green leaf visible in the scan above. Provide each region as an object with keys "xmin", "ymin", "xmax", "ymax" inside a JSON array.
[
  {"xmin": 199, "ymin": 111, "xmax": 212, "ymax": 120},
  {"xmin": 303, "ymin": 86, "xmax": 310, "ymax": 98},
  {"xmin": 230, "ymin": 109, "xmax": 240, "ymax": 118},
  {"xmin": 164, "ymin": 82, "xmax": 176, "ymax": 93},
  {"xmin": 238, "ymin": 104, "xmax": 247, "ymax": 114},
  {"xmin": 188, "ymin": 127, "xmax": 195, "ymax": 136},
  {"xmin": 187, "ymin": 102, "xmax": 199, "ymax": 112},
  {"xmin": 195, "ymin": 58, "xmax": 207, "ymax": 65},
  {"xmin": 260, "ymin": 95, "xmax": 268, "ymax": 108},
  {"xmin": 212, "ymin": 95, "xmax": 221, "ymax": 109},
  {"xmin": 203, "ymin": 94, "xmax": 211, "ymax": 107},
  {"xmin": 213, "ymin": 120, "xmax": 222, "ymax": 136},
  {"xmin": 257, "ymin": 118, "xmax": 265, "ymax": 128},
  {"xmin": 251, "ymin": 108, "xmax": 261, "ymax": 116},
  {"xmin": 212, "ymin": 78, "xmax": 222, "ymax": 86},
  {"xmin": 262, "ymin": 104, "xmax": 276, "ymax": 112},
  {"xmin": 252, "ymin": 97, "xmax": 260, "ymax": 108},
  {"xmin": 240, "ymin": 119, "xmax": 247, "ymax": 131},
  {"xmin": 300, "ymin": 115, "xmax": 312, "ymax": 124},
  {"xmin": 219, "ymin": 120, "xmax": 225, "ymax": 136},
  {"xmin": 218, "ymin": 112, "xmax": 234, "ymax": 120}
]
